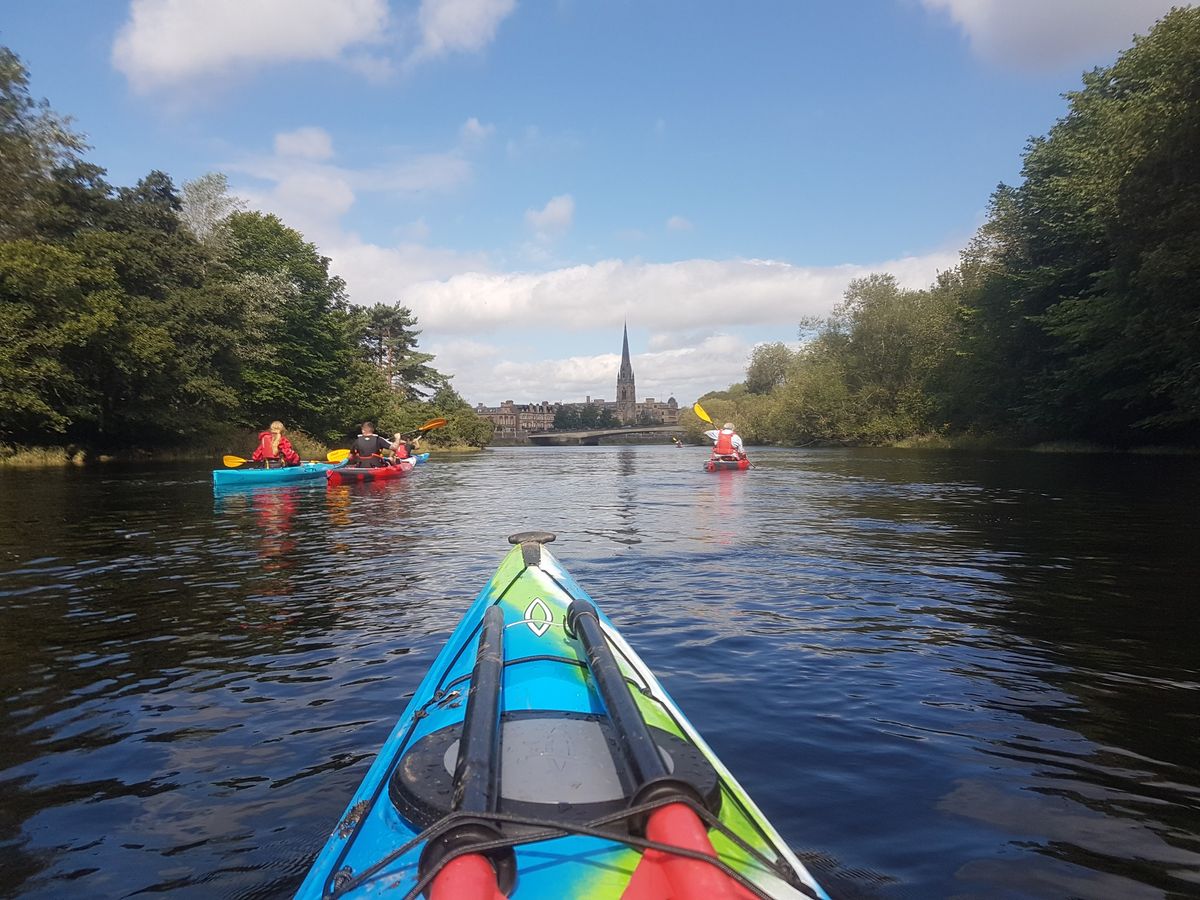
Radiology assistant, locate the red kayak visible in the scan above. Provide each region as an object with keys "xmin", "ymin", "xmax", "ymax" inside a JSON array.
[
  {"xmin": 705, "ymin": 455, "xmax": 750, "ymax": 472},
  {"xmin": 326, "ymin": 458, "xmax": 415, "ymax": 484}
]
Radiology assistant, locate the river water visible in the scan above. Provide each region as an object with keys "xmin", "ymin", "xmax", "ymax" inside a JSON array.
[{"xmin": 0, "ymin": 446, "xmax": 1197, "ymax": 899}]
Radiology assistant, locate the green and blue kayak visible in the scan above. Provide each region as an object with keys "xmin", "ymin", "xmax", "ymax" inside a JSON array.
[
  {"xmin": 297, "ymin": 532, "xmax": 828, "ymax": 900},
  {"xmin": 212, "ymin": 461, "xmax": 341, "ymax": 487}
]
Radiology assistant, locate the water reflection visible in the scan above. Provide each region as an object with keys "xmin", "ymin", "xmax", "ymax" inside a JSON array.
[{"xmin": 692, "ymin": 464, "xmax": 748, "ymax": 546}]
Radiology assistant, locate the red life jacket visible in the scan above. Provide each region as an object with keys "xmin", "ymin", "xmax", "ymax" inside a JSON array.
[
  {"xmin": 254, "ymin": 431, "xmax": 299, "ymax": 466},
  {"xmin": 714, "ymin": 429, "xmax": 736, "ymax": 455}
]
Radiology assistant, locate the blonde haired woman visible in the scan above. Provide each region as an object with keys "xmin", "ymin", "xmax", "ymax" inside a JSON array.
[{"xmin": 251, "ymin": 420, "xmax": 301, "ymax": 468}]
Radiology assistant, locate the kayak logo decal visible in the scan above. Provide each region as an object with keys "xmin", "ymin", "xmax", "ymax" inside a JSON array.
[{"xmin": 524, "ymin": 598, "xmax": 553, "ymax": 637}]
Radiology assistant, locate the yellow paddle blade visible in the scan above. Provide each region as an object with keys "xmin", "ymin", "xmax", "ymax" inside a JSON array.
[
  {"xmin": 223, "ymin": 455, "xmax": 248, "ymax": 467},
  {"xmin": 692, "ymin": 402, "xmax": 713, "ymax": 425},
  {"xmin": 327, "ymin": 448, "xmax": 351, "ymax": 463}
]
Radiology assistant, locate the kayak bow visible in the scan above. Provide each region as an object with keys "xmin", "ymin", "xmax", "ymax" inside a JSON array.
[{"xmin": 297, "ymin": 532, "xmax": 828, "ymax": 900}]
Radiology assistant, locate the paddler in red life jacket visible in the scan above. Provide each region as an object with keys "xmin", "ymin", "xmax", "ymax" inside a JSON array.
[
  {"xmin": 251, "ymin": 420, "xmax": 301, "ymax": 468},
  {"xmin": 704, "ymin": 421, "xmax": 746, "ymax": 461},
  {"xmin": 348, "ymin": 421, "xmax": 398, "ymax": 468},
  {"xmin": 391, "ymin": 432, "xmax": 421, "ymax": 460}
]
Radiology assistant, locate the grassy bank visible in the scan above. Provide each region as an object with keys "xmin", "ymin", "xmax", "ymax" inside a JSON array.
[
  {"xmin": 888, "ymin": 434, "xmax": 1199, "ymax": 454},
  {"xmin": 0, "ymin": 428, "xmax": 332, "ymax": 468},
  {"xmin": 0, "ymin": 445, "xmax": 87, "ymax": 467}
]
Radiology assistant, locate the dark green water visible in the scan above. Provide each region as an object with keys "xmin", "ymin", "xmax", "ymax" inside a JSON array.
[{"xmin": 1, "ymin": 447, "xmax": 1198, "ymax": 898}]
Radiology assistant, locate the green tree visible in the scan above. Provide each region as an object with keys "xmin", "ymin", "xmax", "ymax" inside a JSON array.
[
  {"xmin": 353, "ymin": 301, "xmax": 443, "ymax": 400},
  {"xmin": 224, "ymin": 211, "xmax": 351, "ymax": 437},
  {"xmin": 745, "ymin": 342, "xmax": 795, "ymax": 394},
  {"xmin": 553, "ymin": 405, "xmax": 581, "ymax": 430},
  {"xmin": 0, "ymin": 48, "xmax": 86, "ymax": 240},
  {"xmin": 947, "ymin": 8, "xmax": 1200, "ymax": 443}
]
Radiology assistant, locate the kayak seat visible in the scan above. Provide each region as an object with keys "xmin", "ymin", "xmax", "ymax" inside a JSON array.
[{"xmin": 389, "ymin": 709, "xmax": 721, "ymax": 833}]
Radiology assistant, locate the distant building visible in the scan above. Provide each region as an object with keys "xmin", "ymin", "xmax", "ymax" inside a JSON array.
[
  {"xmin": 474, "ymin": 325, "xmax": 679, "ymax": 435},
  {"xmin": 472, "ymin": 400, "xmax": 558, "ymax": 438}
]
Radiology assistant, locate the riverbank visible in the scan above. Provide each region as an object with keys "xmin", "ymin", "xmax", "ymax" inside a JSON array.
[
  {"xmin": 888, "ymin": 433, "xmax": 1199, "ymax": 454},
  {"xmin": 6, "ymin": 435, "xmax": 1195, "ymax": 467},
  {"xmin": 0, "ymin": 437, "xmax": 488, "ymax": 467}
]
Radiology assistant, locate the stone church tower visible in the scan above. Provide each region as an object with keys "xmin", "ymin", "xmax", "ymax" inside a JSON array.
[{"xmin": 616, "ymin": 323, "xmax": 636, "ymax": 423}]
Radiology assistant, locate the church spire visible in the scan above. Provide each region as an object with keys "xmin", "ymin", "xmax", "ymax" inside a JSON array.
[
  {"xmin": 618, "ymin": 321, "xmax": 634, "ymax": 381},
  {"xmin": 616, "ymin": 321, "xmax": 636, "ymax": 423}
]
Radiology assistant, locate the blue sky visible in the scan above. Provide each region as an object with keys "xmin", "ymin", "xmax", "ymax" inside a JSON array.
[{"xmin": 2, "ymin": 0, "xmax": 1183, "ymax": 406}]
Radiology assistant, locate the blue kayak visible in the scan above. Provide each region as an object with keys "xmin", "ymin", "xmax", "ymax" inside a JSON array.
[
  {"xmin": 212, "ymin": 461, "xmax": 339, "ymax": 487},
  {"xmin": 297, "ymin": 532, "xmax": 829, "ymax": 900}
]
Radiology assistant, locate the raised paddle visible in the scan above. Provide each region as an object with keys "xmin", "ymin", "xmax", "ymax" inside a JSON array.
[{"xmin": 397, "ymin": 417, "xmax": 447, "ymax": 440}]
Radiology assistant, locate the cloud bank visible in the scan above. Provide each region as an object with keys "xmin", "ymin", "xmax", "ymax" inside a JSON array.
[
  {"xmin": 409, "ymin": 251, "xmax": 955, "ymax": 405},
  {"xmin": 921, "ymin": 0, "xmax": 1181, "ymax": 70},
  {"xmin": 113, "ymin": 0, "xmax": 390, "ymax": 91},
  {"xmin": 400, "ymin": 253, "xmax": 956, "ymax": 335},
  {"xmin": 409, "ymin": 0, "xmax": 517, "ymax": 67},
  {"xmin": 112, "ymin": 0, "xmax": 518, "ymax": 91}
]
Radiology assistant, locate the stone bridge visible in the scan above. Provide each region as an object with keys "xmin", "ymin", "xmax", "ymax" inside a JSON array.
[{"xmin": 527, "ymin": 425, "xmax": 679, "ymax": 446}]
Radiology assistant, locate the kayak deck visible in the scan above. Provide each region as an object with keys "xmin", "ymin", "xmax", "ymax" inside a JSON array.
[
  {"xmin": 298, "ymin": 533, "xmax": 827, "ymax": 900},
  {"xmin": 212, "ymin": 461, "xmax": 335, "ymax": 486}
]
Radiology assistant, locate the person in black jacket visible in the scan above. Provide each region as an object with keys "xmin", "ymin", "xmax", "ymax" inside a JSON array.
[{"xmin": 348, "ymin": 422, "xmax": 398, "ymax": 468}]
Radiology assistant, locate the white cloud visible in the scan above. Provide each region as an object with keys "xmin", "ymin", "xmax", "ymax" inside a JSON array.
[
  {"xmin": 524, "ymin": 194, "xmax": 575, "ymax": 241},
  {"xmin": 112, "ymin": 0, "xmax": 390, "ymax": 91},
  {"xmin": 230, "ymin": 126, "xmax": 473, "ymax": 244},
  {"xmin": 920, "ymin": 0, "xmax": 1180, "ymax": 70},
  {"xmin": 274, "ymin": 126, "xmax": 334, "ymax": 161},
  {"xmin": 395, "ymin": 252, "xmax": 956, "ymax": 335},
  {"xmin": 327, "ymin": 238, "xmax": 490, "ymax": 299},
  {"xmin": 459, "ymin": 116, "xmax": 495, "ymax": 143},
  {"xmin": 666, "ymin": 215, "xmax": 693, "ymax": 231},
  {"xmin": 409, "ymin": 0, "xmax": 518, "ymax": 66}
]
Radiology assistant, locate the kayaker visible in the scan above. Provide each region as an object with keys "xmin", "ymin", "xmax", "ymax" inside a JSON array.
[
  {"xmin": 250, "ymin": 420, "xmax": 301, "ymax": 468},
  {"xmin": 704, "ymin": 421, "xmax": 746, "ymax": 460},
  {"xmin": 348, "ymin": 422, "xmax": 397, "ymax": 468},
  {"xmin": 392, "ymin": 432, "xmax": 421, "ymax": 460}
]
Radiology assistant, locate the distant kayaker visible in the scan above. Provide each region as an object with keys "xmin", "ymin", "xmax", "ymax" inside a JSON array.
[
  {"xmin": 251, "ymin": 420, "xmax": 301, "ymax": 468},
  {"xmin": 705, "ymin": 421, "xmax": 746, "ymax": 460},
  {"xmin": 349, "ymin": 422, "xmax": 398, "ymax": 468}
]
